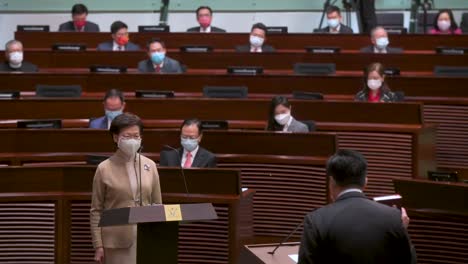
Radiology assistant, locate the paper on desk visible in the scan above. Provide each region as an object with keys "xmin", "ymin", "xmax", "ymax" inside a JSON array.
[
  {"xmin": 289, "ymin": 254, "xmax": 298, "ymax": 263},
  {"xmin": 242, "ymin": 188, "xmax": 248, "ymax": 192}
]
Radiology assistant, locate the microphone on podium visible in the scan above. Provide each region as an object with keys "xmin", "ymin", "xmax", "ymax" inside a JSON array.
[{"xmin": 163, "ymin": 145, "xmax": 190, "ymax": 197}]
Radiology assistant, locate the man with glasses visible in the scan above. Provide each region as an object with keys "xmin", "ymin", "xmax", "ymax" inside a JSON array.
[
  {"xmin": 97, "ymin": 21, "xmax": 140, "ymax": 51},
  {"xmin": 159, "ymin": 118, "xmax": 217, "ymax": 168}
]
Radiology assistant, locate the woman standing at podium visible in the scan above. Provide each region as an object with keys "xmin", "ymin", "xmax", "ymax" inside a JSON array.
[{"xmin": 90, "ymin": 113, "xmax": 162, "ymax": 264}]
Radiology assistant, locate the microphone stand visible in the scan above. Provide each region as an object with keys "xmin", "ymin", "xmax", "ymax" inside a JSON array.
[
  {"xmin": 163, "ymin": 145, "xmax": 190, "ymax": 198},
  {"xmin": 268, "ymin": 221, "xmax": 303, "ymax": 255},
  {"xmin": 318, "ymin": 0, "xmax": 336, "ymax": 30},
  {"xmin": 133, "ymin": 146, "xmax": 144, "ymax": 206}
]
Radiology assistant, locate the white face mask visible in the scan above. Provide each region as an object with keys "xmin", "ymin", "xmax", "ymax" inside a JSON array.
[
  {"xmin": 437, "ymin": 20, "xmax": 451, "ymax": 31},
  {"xmin": 375, "ymin": 37, "xmax": 389, "ymax": 50},
  {"xmin": 250, "ymin": 35, "xmax": 264, "ymax": 48},
  {"xmin": 327, "ymin": 18, "xmax": 340, "ymax": 29},
  {"xmin": 118, "ymin": 138, "xmax": 141, "ymax": 157},
  {"xmin": 8, "ymin": 51, "xmax": 23, "ymax": 67},
  {"xmin": 367, "ymin": 79, "xmax": 382, "ymax": 91},
  {"xmin": 274, "ymin": 112, "xmax": 291, "ymax": 125}
]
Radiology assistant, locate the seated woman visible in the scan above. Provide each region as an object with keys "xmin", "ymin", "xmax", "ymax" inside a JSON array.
[
  {"xmin": 266, "ymin": 96, "xmax": 309, "ymax": 133},
  {"xmin": 429, "ymin": 9, "xmax": 462, "ymax": 35},
  {"xmin": 355, "ymin": 62, "xmax": 397, "ymax": 103}
]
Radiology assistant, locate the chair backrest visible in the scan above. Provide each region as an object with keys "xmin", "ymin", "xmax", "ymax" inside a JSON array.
[
  {"xmin": 35, "ymin": 85, "xmax": 82, "ymax": 97},
  {"xmin": 377, "ymin": 13, "xmax": 405, "ymax": 33},
  {"xmin": 417, "ymin": 12, "xmax": 438, "ymax": 33},
  {"xmin": 461, "ymin": 12, "xmax": 468, "ymax": 33},
  {"xmin": 293, "ymin": 63, "xmax": 336, "ymax": 75},
  {"xmin": 203, "ymin": 86, "xmax": 248, "ymax": 98}
]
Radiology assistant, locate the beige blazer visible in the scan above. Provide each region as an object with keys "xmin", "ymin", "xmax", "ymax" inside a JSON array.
[{"xmin": 90, "ymin": 150, "xmax": 162, "ymax": 249}]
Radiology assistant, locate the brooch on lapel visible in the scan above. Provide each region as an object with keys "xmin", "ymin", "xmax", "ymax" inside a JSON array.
[{"xmin": 144, "ymin": 164, "xmax": 150, "ymax": 171}]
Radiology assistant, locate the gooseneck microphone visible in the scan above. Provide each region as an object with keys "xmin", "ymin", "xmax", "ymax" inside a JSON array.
[
  {"xmin": 133, "ymin": 145, "xmax": 144, "ymax": 206},
  {"xmin": 163, "ymin": 145, "xmax": 189, "ymax": 197}
]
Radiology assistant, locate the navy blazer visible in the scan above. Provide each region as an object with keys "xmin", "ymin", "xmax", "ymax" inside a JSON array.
[
  {"xmin": 235, "ymin": 44, "xmax": 276, "ymax": 53},
  {"xmin": 187, "ymin": 26, "xmax": 226, "ymax": 33},
  {"xmin": 360, "ymin": 45, "xmax": 404, "ymax": 54},
  {"xmin": 159, "ymin": 147, "xmax": 217, "ymax": 168},
  {"xmin": 137, "ymin": 57, "xmax": 183, "ymax": 73},
  {"xmin": 58, "ymin": 21, "xmax": 100, "ymax": 32},
  {"xmin": 96, "ymin": 41, "xmax": 140, "ymax": 51},
  {"xmin": 299, "ymin": 191, "xmax": 415, "ymax": 264},
  {"xmin": 89, "ymin": 116, "xmax": 108, "ymax": 129}
]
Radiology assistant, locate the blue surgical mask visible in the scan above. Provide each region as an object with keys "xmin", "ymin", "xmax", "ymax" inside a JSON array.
[
  {"xmin": 327, "ymin": 18, "xmax": 340, "ymax": 29},
  {"xmin": 375, "ymin": 37, "xmax": 389, "ymax": 50},
  {"xmin": 181, "ymin": 138, "xmax": 199, "ymax": 152},
  {"xmin": 105, "ymin": 109, "xmax": 122, "ymax": 121},
  {"xmin": 151, "ymin": 52, "xmax": 165, "ymax": 65}
]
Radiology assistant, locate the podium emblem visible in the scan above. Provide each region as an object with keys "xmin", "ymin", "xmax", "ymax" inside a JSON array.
[{"xmin": 164, "ymin": 204, "xmax": 182, "ymax": 221}]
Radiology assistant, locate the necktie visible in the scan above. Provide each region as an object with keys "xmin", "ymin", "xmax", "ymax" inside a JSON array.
[
  {"xmin": 119, "ymin": 46, "xmax": 124, "ymax": 51},
  {"xmin": 183, "ymin": 152, "xmax": 192, "ymax": 168},
  {"xmin": 155, "ymin": 65, "xmax": 161, "ymax": 73}
]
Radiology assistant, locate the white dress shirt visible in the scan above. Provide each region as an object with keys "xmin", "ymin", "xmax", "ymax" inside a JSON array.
[
  {"xmin": 373, "ymin": 47, "xmax": 388, "ymax": 54},
  {"xmin": 181, "ymin": 146, "xmax": 199, "ymax": 167},
  {"xmin": 337, "ymin": 188, "xmax": 363, "ymax": 199},
  {"xmin": 200, "ymin": 26, "xmax": 212, "ymax": 33},
  {"xmin": 329, "ymin": 24, "xmax": 341, "ymax": 34},
  {"xmin": 250, "ymin": 46, "xmax": 263, "ymax": 53},
  {"xmin": 113, "ymin": 42, "xmax": 125, "ymax": 51}
]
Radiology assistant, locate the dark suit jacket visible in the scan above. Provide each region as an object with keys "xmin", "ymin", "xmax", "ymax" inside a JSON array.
[
  {"xmin": 360, "ymin": 45, "xmax": 404, "ymax": 54},
  {"xmin": 235, "ymin": 44, "xmax": 276, "ymax": 53},
  {"xmin": 58, "ymin": 21, "xmax": 100, "ymax": 32},
  {"xmin": 159, "ymin": 147, "xmax": 217, "ymax": 168},
  {"xmin": 299, "ymin": 191, "xmax": 415, "ymax": 264},
  {"xmin": 187, "ymin": 26, "xmax": 226, "ymax": 33},
  {"xmin": 137, "ymin": 57, "xmax": 183, "ymax": 73},
  {"xmin": 315, "ymin": 24, "xmax": 354, "ymax": 34},
  {"xmin": 89, "ymin": 116, "xmax": 108, "ymax": 129},
  {"xmin": 0, "ymin": 61, "xmax": 38, "ymax": 72},
  {"xmin": 96, "ymin": 41, "xmax": 140, "ymax": 51}
]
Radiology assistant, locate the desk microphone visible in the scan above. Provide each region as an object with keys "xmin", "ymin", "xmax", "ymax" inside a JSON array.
[
  {"xmin": 163, "ymin": 145, "xmax": 189, "ymax": 197},
  {"xmin": 268, "ymin": 208, "xmax": 317, "ymax": 255},
  {"xmin": 133, "ymin": 145, "xmax": 144, "ymax": 206}
]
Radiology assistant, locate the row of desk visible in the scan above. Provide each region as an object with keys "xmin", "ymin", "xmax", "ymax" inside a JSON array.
[
  {"xmin": 17, "ymin": 50, "xmax": 468, "ymax": 72},
  {"xmin": 15, "ymin": 32, "xmax": 468, "ymax": 50}
]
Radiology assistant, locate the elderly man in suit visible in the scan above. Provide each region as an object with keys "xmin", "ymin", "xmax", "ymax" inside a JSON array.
[
  {"xmin": 0, "ymin": 40, "xmax": 38, "ymax": 72},
  {"xmin": 299, "ymin": 149, "xmax": 416, "ymax": 264},
  {"xmin": 187, "ymin": 6, "xmax": 226, "ymax": 33},
  {"xmin": 315, "ymin": 5, "xmax": 353, "ymax": 34},
  {"xmin": 137, "ymin": 38, "xmax": 183, "ymax": 73},
  {"xmin": 89, "ymin": 89, "xmax": 126, "ymax": 129},
  {"xmin": 97, "ymin": 21, "xmax": 140, "ymax": 51},
  {"xmin": 159, "ymin": 118, "xmax": 217, "ymax": 168},
  {"xmin": 58, "ymin": 4, "xmax": 100, "ymax": 32},
  {"xmin": 360, "ymin": 26, "xmax": 403, "ymax": 54},
  {"xmin": 235, "ymin": 23, "xmax": 276, "ymax": 53}
]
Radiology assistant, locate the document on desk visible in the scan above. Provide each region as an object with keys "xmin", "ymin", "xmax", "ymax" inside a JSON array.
[{"xmin": 289, "ymin": 254, "xmax": 298, "ymax": 263}]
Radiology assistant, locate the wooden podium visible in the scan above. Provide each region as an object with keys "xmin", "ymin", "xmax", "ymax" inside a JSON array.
[
  {"xmin": 99, "ymin": 203, "xmax": 217, "ymax": 264},
  {"xmin": 240, "ymin": 242, "xmax": 299, "ymax": 264}
]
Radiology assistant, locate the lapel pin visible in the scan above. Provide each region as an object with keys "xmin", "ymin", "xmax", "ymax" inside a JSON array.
[{"xmin": 144, "ymin": 164, "xmax": 150, "ymax": 171}]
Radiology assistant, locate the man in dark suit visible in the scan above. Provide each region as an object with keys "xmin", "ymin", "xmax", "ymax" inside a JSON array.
[
  {"xmin": 315, "ymin": 5, "xmax": 353, "ymax": 34},
  {"xmin": 187, "ymin": 6, "xmax": 226, "ymax": 33},
  {"xmin": 299, "ymin": 149, "xmax": 415, "ymax": 264},
  {"xmin": 159, "ymin": 118, "xmax": 217, "ymax": 168},
  {"xmin": 360, "ymin": 26, "xmax": 403, "ymax": 54},
  {"xmin": 96, "ymin": 21, "xmax": 140, "ymax": 51},
  {"xmin": 235, "ymin": 23, "xmax": 276, "ymax": 53},
  {"xmin": 89, "ymin": 89, "xmax": 126, "ymax": 129},
  {"xmin": 137, "ymin": 38, "xmax": 183, "ymax": 73},
  {"xmin": 0, "ymin": 40, "xmax": 38, "ymax": 72},
  {"xmin": 58, "ymin": 4, "xmax": 100, "ymax": 32}
]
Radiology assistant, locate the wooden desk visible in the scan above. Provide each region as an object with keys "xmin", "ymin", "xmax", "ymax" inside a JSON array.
[
  {"xmin": 0, "ymin": 167, "xmax": 254, "ymax": 264},
  {"xmin": 15, "ymin": 32, "xmax": 468, "ymax": 51},
  {"xmin": 20, "ymin": 50, "xmax": 468, "ymax": 72}
]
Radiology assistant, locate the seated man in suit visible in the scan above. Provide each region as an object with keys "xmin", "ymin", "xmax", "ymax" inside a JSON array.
[
  {"xmin": 315, "ymin": 5, "xmax": 353, "ymax": 34},
  {"xmin": 0, "ymin": 40, "xmax": 38, "ymax": 72},
  {"xmin": 137, "ymin": 38, "xmax": 183, "ymax": 73},
  {"xmin": 235, "ymin": 23, "xmax": 275, "ymax": 53},
  {"xmin": 299, "ymin": 149, "xmax": 415, "ymax": 264},
  {"xmin": 187, "ymin": 6, "xmax": 226, "ymax": 33},
  {"xmin": 89, "ymin": 89, "xmax": 126, "ymax": 129},
  {"xmin": 97, "ymin": 21, "xmax": 140, "ymax": 51},
  {"xmin": 360, "ymin": 26, "xmax": 403, "ymax": 54},
  {"xmin": 159, "ymin": 118, "xmax": 217, "ymax": 168},
  {"xmin": 58, "ymin": 4, "xmax": 100, "ymax": 32}
]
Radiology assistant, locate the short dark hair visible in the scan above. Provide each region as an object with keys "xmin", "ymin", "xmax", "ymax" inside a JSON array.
[
  {"xmin": 71, "ymin": 4, "xmax": 88, "ymax": 15},
  {"xmin": 180, "ymin": 118, "xmax": 203, "ymax": 136},
  {"xmin": 433, "ymin": 9, "xmax": 459, "ymax": 32},
  {"xmin": 110, "ymin": 21, "xmax": 128, "ymax": 34},
  {"xmin": 326, "ymin": 5, "xmax": 341, "ymax": 16},
  {"xmin": 327, "ymin": 149, "xmax": 367, "ymax": 187},
  {"xmin": 251, "ymin": 23, "xmax": 267, "ymax": 34},
  {"xmin": 266, "ymin": 95, "xmax": 291, "ymax": 131},
  {"xmin": 146, "ymin": 38, "xmax": 166, "ymax": 50},
  {"xmin": 196, "ymin": 6, "xmax": 213, "ymax": 16},
  {"xmin": 109, "ymin": 113, "xmax": 143, "ymax": 135},
  {"xmin": 104, "ymin": 89, "xmax": 125, "ymax": 103}
]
